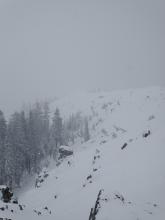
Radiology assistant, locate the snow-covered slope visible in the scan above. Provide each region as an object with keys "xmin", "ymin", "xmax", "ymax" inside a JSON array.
[
  {"xmin": 1, "ymin": 87, "xmax": 165, "ymax": 220},
  {"xmin": 50, "ymin": 87, "xmax": 165, "ymax": 142}
]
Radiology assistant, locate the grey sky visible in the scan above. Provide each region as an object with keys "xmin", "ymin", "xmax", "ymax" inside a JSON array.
[{"xmin": 0, "ymin": 0, "xmax": 164, "ymax": 115}]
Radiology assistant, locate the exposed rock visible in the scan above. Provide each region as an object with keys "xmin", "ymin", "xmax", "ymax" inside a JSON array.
[
  {"xmin": 0, "ymin": 186, "xmax": 13, "ymax": 203},
  {"xmin": 58, "ymin": 146, "xmax": 73, "ymax": 159},
  {"xmin": 86, "ymin": 175, "xmax": 92, "ymax": 180},
  {"xmin": 114, "ymin": 193, "xmax": 125, "ymax": 203},
  {"xmin": 143, "ymin": 130, "xmax": 151, "ymax": 138},
  {"xmin": 121, "ymin": 143, "xmax": 128, "ymax": 150}
]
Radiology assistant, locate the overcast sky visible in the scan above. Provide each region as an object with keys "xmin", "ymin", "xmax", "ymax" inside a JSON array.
[{"xmin": 0, "ymin": 0, "xmax": 164, "ymax": 115}]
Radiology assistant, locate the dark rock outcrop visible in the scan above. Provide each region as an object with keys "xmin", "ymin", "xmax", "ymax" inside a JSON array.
[
  {"xmin": 58, "ymin": 146, "xmax": 73, "ymax": 159},
  {"xmin": 0, "ymin": 186, "xmax": 13, "ymax": 203}
]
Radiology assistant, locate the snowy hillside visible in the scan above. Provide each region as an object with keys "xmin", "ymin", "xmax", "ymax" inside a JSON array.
[{"xmin": 1, "ymin": 87, "xmax": 165, "ymax": 220}]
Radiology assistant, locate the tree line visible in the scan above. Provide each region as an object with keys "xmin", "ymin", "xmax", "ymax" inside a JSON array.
[{"xmin": 0, "ymin": 102, "xmax": 90, "ymax": 189}]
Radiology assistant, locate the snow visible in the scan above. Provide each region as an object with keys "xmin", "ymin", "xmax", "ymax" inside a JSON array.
[
  {"xmin": 1, "ymin": 87, "xmax": 165, "ymax": 220},
  {"xmin": 0, "ymin": 185, "xmax": 7, "ymax": 190},
  {"xmin": 59, "ymin": 145, "xmax": 73, "ymax": 152}
]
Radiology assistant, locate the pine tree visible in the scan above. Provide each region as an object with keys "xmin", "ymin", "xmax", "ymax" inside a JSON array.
[
  {"xmin": 50, "ymin": 108, "xmax": 63, "ymax": 159},
  {"xmin": 0, "ymin": 110, "xmax": 7, "ymax": 184},
  {"xmin": 42, "ymin": 102, "xmax": 50, "ymax": 156},
  {"xmin": 84, "ymin": 117, "xmax": 90, "ymax": 142},
  {"xmin": 27, "ymin": 110, "xmax": 42, "ymax": 173},
  {"xmin": 5, "ymin": 112, "xmax": 26, "ymax": 187}
]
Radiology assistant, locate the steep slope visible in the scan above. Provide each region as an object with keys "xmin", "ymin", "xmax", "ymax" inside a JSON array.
[
  {"xmin": 0, "ymin": 87, "xmax": 165, "ymax": 220},
  {"xmin": 50, "ymin": 87, "xmax": 165, "ymax": 142}
]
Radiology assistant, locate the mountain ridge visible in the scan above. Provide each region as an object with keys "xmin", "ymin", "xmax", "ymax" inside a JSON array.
[{"xmin": 0, "ymin": 86, "xmax": 165, "ymax": 220}]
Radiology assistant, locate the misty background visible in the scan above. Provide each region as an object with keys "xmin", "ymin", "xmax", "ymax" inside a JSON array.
[{"xmin": 0, "ymin": 0, "xmax": 164, "ymax": 116}]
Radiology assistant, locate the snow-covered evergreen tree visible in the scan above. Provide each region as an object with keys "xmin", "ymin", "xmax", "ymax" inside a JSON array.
[
  {"xmin": 84, "ymin": 117, "xmax": 90, "ymax": 142},
  {"xmin": 5, "ymin": 112, "xmax": 27, "ymax": 187},
  {"xmin": 42, "ymin": 102, "xmax": 50, "ymax": 156},
  {"xmin": 50, "ymin": 108, "xmax": 63, "ymax": 159},
  {"xmin": 0, "ymin": 110, "xmax": 7, "ymax": 184}
]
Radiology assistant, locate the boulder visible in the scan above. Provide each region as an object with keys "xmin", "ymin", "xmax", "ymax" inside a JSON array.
[
  {"xmin": 58, "ymin": 146, "xmax": 73, "ymax": 159},
  {"xmin": 0, "ymin": 186, "xmax": 13, "ymax": 203}
]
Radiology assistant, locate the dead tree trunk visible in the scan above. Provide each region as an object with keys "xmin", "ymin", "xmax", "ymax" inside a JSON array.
[{"xmin": 88, "ymin": 189, "xmax": 103, "ymax": 220}]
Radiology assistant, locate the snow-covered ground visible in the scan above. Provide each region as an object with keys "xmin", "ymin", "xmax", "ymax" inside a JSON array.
[{"xmin": 1, "ymin": 87, "xmax": 165, "ymax": 220}]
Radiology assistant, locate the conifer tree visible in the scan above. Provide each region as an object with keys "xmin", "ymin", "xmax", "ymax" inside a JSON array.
[
  {"xmin": 50, "ymin": 108, "xmax": 63, "ymax": 159},
  {"xmin": 0, "ymin": 110, "xmax": 7, "ymax": 184}
]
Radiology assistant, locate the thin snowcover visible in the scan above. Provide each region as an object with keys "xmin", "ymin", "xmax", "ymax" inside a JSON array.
[
  {"xmin": 1, "ymin": 87, "xmax": 165, "ymax": 220},
  {"xmin": 59, "ymin": 145, "xmax": 73, "ymax": 152}
]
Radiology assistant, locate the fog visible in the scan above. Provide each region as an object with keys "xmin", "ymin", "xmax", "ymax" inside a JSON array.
[{"xmin": 0, "ymin": 0, "xmax": 164, "ymax": 115}]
